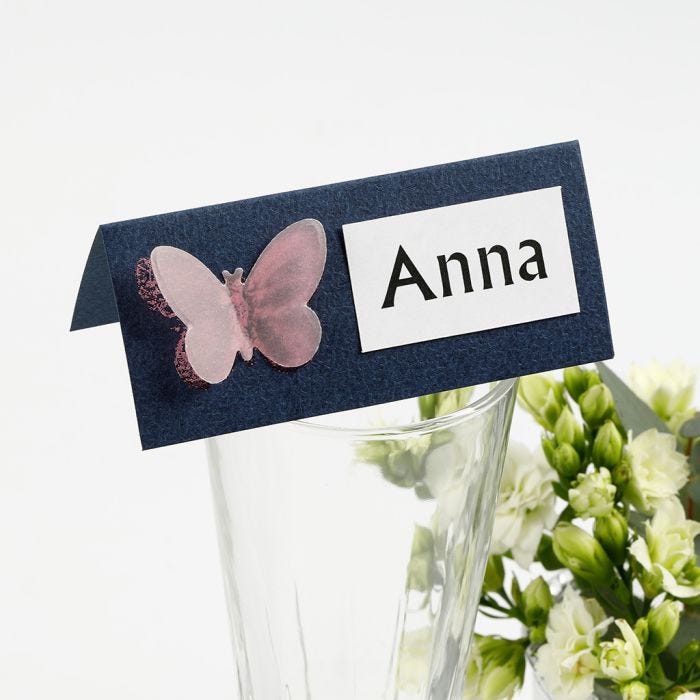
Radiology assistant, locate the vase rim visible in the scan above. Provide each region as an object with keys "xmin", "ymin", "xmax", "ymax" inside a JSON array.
[{"xmin": 292, "ymin": 377, "xmax": 518, "ymax": 438}]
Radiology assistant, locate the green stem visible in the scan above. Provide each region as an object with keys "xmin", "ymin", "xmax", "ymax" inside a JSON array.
[
  {"xmin": 480, "ymin": 596, "xmax": 526, "ymax": 624},
  {"xmin": 481, "ymin": 596, "xmax": 512, "ymax": 615},
  {"xmin": 498, "ymin": 586, "xmax": 514, "ymax": 607},
  {"xmin": 478, "ymin": 609, "xmax": 509, "ymax": 620},
  {"xmin": 686, "ymin": 437, "xmax": 695, "ymax": 520},
  {"xmin": 591, "ymin": 583, "xmax": 633, "ymax": 622}
]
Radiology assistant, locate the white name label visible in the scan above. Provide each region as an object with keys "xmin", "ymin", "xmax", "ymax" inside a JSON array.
[{"xmin": 342, "ymin": 187, "xmax": 580, "ymax": 352}]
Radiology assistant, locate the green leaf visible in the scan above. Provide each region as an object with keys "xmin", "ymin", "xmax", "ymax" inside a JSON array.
[
  {"xmin": 691, "ymin": 441, "xmax": 700, "ymax": 470},
  {"xmin": 687, "ymin": 474, "xmax": 700, "ymax": 504},
  {"xmin": 536, "ymin": 534, "xmax": 562, "ymax": 571},
  {"xmin": 627, "ymin": 509, "xmax": 647, "ymax": 534},
  {"xmin": 511, "ymin": 576, "xmax": 522, "ymax": 608},
  {"xmin": 592, "ymin": 680, "xmax": 621, "ymax": 700},
  {"xmin": 681, "ymin": 413, "xmax": 700, "ymax": 439},
  {"xmin": 418, "ymin": 393, "xmax": 435, "ymax": 420},
  {"xmin": 646, "ymin": 654, "xmax": 672, "ymax": 689},
  {"xmin": 556, "ymin": 505, "xmax": 575, "ymax": 524},
  {"xmin": 595, "ymin": 362, "xmax": 670, "ymax": 436},
  {"xmin": 678, "ymin": 479, "xmax": 700, "ymax": 525},
  {"xmin": 552, "ymin": 480, "xmax": 570, "ymax": 500},
  {"xmin": 669, "ymin": 605, "xmax": 700, "ymax": 658},
  {"xmin": 656, "ymin": 649, "xmax": 680, "ymax": 688},
  {"xmin": 413, "ymin": 483, "xmax": 434, "ymax": 500}
]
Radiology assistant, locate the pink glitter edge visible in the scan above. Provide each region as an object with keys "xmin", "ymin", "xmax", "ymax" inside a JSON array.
[{"xmin": 135, "ymin": 257, "xmax": 209, "ymax": 390}]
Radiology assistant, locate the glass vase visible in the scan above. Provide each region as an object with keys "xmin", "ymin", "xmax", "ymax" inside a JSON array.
[{"xmin": 207, "ymin": 380, "xmax": 517, "ymax": 700}]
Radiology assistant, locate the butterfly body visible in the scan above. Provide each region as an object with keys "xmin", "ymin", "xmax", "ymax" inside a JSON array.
[
  {"xmin": 222, "ymin": 268, "xmax": 254, "ymax": 362},
  {"xmin": 146, "ymin": 219, "xmax": 326, "ymax": 385}
]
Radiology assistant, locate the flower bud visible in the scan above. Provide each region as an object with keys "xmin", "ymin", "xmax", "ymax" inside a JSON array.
[
  {"xmin": 664, "ymin": 685, "xmax": 700, "ymax": 700},
  {"xmin": 683, "ymin": 566, "xmax": 700, "ymax": 607},
  {"xmin": 554, "ymin": 407, "xmax": 586, "ymax": 455},
  {"xmin": 679, "ymin": 639, "xmax": 700, "ymax": 680},
  {"xmin": 638, "ymin": 565, "xmax": 663, "ymax": 600},
  {"xmin": 529, "ymin": 625, "xmax": 546, "ymax": 646},
  {"xmin": 536, "ymin": 533, "xmax": 562, "ymax": 571},
  {"xmin": 510, "ymin": 576, "xmax": 522, "ymax": 608},
  {"xmin": 417, "ymin": 393, "xmax": 436, "ymax": 420},
  {"xmin": 480, "ymin": 661, "xmax": 522, "ymax": 700},
  {"xmin": 552, "ymin": 443, "xmax": 582, "ymax": 478},
  {"xmin": 406, "ymin": 525, "xmax": 434, "ymax": 592},
  {"xmin": 633, "ymin": 618, "xmax": 649, "ymax": 646},
  {"xmin": 612, "ymin": 458, "xmax": 631, "ymax": 490},
  {"xmin": 420, "ymin": 387, "xmax": 475, "ymax": 419},
  {"xmin": 382, "ymin": 447, "xmax": 423, "ymax": 488},
  {"xmin": 570, "ymin": 468, "xmax": 617, "ymax": 519},
  {"xmin": 646, "ymin": 600, "xmax": 682, "ymax": 653},
  {"xmin": 580, "ymin": 384, "xmax": 615, "ymax": 428},
  {"xmin": 594, "ymin": 509, "xmax": 628, "ymax": 564},
  {"xmin": 563, "ymin": 366, "xmax": 589, "ymax": 401},
  {"xmin": 541, "ymin": 436, "xmax": 556, "ymax": 467},
  {"xmin": 552, "ymin": 522, "xmax": 614, "ymax": 583},
  {"xmin": 518, "ymin": 375, "xmax": 565, "ymax": 431},
  {"xmin": 584, "ymin": 371, "xmax": 602, "ymax": 389},
  {"xmin": 476, "ymin": 637, "xmax": 526, "ymax": 700},
  {"xmin": 665, "ymin": 688, "xmax": 699, "ymax": 700},
  {"xmin": 621, "ymin": 681, "xmax": 650, "ymax": 700},
  {"xmin": 628, "ymin": 360, "xmax": 696, "ymax": 424},
  {"xmin": 522, "ymin": 576, "xmax": 553, "ymax": 627},
  {"xmin": 592, "ymin": 420, "xmax": 624, "ymax": 469},
  {"xmin": 355, "ymin": 439, "xmax": 392, "ymax": 466},
  {"xmin": 357, "ymin": 437, "xmax": 429, "ymax": 489},
  {"xmin": 482, "ymin": 555, "xmax": 505, "ymax": 593},
  {"xmin": 681, "ymin": 638, "xmax": 700, "ymax": 657}
]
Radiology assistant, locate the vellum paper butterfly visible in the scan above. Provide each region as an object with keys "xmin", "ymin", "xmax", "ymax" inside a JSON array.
[{"xmin": 136, "ymin": 219, "xmax": 327, "ymax": 386}]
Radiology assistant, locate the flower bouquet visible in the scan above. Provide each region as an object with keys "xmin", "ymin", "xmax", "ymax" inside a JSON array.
[{"xmin": 470, "ymin": 362, "xmax": 700, "ymax": 700}]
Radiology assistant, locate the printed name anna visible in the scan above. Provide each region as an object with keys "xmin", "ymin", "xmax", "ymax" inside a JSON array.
[{"xmin": 381, "ymin": 239, "xmax": 547, "ymax": 309}]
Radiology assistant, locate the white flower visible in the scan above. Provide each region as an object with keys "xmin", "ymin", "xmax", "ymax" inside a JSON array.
[
  {"xmin": 630, "ymin": 497, "xmax": 700, "ymax": 599},
  {"xmin": 396, "ymin": 627, "xmax": 431, "ymax": 692},
  {"xmin": 424, "ymin": 416, "xmax": 485, "ymax": 538},
  {"xmin": 490, "ymin": 442, "xmax": 557, "ymax": 567},
  {"xmin": 677, "ymin": 693, "xmax": 700, "ymax": 700},
  {"xmin": 425, "ymin": 442, "xmax": 472, "ymax": 540},
  {"xmin": 629, "ymin": 360, "xmax": 696, "ymax": 428},
  {"xmin": 624, "ymin": 429, "xmax": 689, "ymax": 513},
  {"xmin": 569, "ymin": 468, "xmax": 617, "ymax": 518},
  {"xmin": 599, "ymin": 619, "xmax": 644, "ymax": 683},
  {"xmin": 535, "ymin": 586, "xmax": 612, "ymax": 700}
]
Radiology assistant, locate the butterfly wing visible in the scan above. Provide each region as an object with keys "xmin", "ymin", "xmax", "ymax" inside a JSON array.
[
  {"xmin": 150, "ymin": 246, "xmax": 242, "ymax": 384},
  {"xmin": 243, "ymin": 219, "xmax": 326, "ymax": 368}
]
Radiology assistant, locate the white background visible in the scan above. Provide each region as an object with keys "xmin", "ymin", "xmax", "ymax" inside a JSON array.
[{"xmin": 2, "ymin": 1, "xmax": 699, "ymax": 698}]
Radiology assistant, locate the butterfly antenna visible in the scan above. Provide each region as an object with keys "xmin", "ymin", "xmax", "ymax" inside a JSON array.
[{"xmin": 223, "ymin": 268, "xmax": 245, "ymax": 285}]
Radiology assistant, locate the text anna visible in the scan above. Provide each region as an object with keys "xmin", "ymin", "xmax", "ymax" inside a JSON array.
[{"xmin": 381, "ymin": 239, "xmax": 547, "ymax": 309}]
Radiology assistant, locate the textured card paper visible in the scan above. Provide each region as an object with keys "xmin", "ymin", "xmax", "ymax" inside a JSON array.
[
  {"xmin": 71, "ymin": 141, "xmax": 613, "ymax": 449},
  {"xmin": 343, "ymin": 187, "xmax": 579, "ymax": 352}
]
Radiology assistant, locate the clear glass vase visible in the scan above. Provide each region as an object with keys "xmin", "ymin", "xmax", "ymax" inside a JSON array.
[{"xmin": 207, "ymin": 380, "xmax": 517, "ymax": 700}]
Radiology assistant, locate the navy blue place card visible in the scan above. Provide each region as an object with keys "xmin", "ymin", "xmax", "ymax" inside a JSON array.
[{"xmin": 71, "ymin": 141, "xmax": 613, "ymax": 449}]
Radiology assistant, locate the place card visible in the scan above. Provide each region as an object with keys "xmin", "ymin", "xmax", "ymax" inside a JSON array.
[{"xmin": 71, "ymin": 141, "xmax": 612, "ymax": 449}]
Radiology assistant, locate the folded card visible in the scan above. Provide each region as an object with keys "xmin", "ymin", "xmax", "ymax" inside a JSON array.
[{"xmin": 72, "ymin": 141, "xmax": 613, "ymax": 449}]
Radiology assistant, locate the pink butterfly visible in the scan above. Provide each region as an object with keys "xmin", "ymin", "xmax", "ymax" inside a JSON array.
[{"xmin": 138, "ymin": 218, "xmax": 327, "ymax": 385}]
